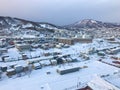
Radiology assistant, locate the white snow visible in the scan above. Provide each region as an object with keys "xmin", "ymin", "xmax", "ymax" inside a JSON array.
[
  {"xmin": 40, "ymin": 24, "xmax": 57, "ymax": 29},
  {"xmin": 22, "ymin": 23, "xmax": 33, "ymax": 28},
  {"xmin": 0, "ymin": 39, "xmax": 120, "ymax": 90},
  {"xmin": 0, "ymin": 60, "xmax": 119, "ymax": 90},
  {"xmin": 91, "ymin": 20, "xmax": 97, "ymax": 23}
]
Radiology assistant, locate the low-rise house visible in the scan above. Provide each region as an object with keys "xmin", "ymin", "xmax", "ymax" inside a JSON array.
[
  {"xmin": 8, "ymin": 63, "xmax": 17, "ymax": 68},
  {"xmin": 28, "ymin": 58, "xmax": 40, "ymax": 64},
  {"xmin": 14, "ymin": 65, "xmax": 23, "ymax": 73},
  {"xmin": 62, "ymin": 57, "xmax": 67, "ymax": 63},
  {"xmin": 87, "ymin": 48, "xmax": 96, "ymax": 54},
  {"xmin": 50, "ymin": 59, "xmax": 57, "ymax": 65},
  {"xmin": 1, "ymin": 65, "xmax": 7, "ymax": 72},
  {"xmin": 106, "ymin": 48, "xmax": 120, "ymax": 54},
  {"xmin": 33, "ymin": 63, "xmax": 42, "ymax": 70},
  {"xmin": 22, "ymin": 54, "xmax": 28, "ymax": 60},
  {"xmin": 40, "ymin": 60, "xmax": 51, "ymax": 66},
  {"xmin": 3, "ymin": 57, "xmax": 16, "ymax": 62},
  {"xmin": 23, "ymin": 64, "xmax": 29, "ymax": 74},
  {"xmin": 56, "ymin": 57, "xmax": 64, "ymax": 64},
  {"xmin": 0, "ymin": 48, "xmax": 7, "ymax": 55},
  {"xmin": 80, "ymin": 53, "xmax": 90, "ymax": 60},
  {"xmin": 0, "ymin": 39, "xmax": 7, "ymax": 47},
  {"xmin": 66, "ymin": 57, "xmax": 73, "ymax": 62},
  {"xmin": 97, "ymin": 51, "xmax": 105, "ymax": 56},
  {"xmin": 6, "ymin": 68, "xmax": 16, "ymax": 78}
]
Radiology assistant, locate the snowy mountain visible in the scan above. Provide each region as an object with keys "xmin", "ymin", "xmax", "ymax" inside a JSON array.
[
  {"xmin": 0, "ymin": 16, "xmax": 60, "ymax": 34},
  {"xmin": 64, "ymin": 19, "xmax": 120, "ymax": 29},
  {"xmin": 0, "ymin": 16, "xmax": 120, "ymax": 36}
]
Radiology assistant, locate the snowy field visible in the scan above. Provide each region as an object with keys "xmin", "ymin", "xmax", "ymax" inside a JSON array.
[{"xmin": 0, "ymin": 60, "xmax": 120, "ymax": 90}]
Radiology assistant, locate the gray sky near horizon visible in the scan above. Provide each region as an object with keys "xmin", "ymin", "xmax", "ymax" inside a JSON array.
[{"xmin": 0, "ymin": 0, "xmax": 120, "ymax": 25}]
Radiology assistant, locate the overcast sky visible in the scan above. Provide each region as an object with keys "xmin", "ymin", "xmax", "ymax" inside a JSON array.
[{"xmin": 0, "ymin": 0, "xmax": 120, "ymax": 25}]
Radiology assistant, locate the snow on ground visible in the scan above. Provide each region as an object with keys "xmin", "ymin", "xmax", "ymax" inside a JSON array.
[
  {"xmin": 0, "ymin": 60, "xmax": 120, "ymax": 90},
  {"xmin": 0, "ymin": 39, "xmax": 120, "ymax": 90},
  {"xmin": 1, "ymin": 39, "xmax": 119, "ymax": 60}
]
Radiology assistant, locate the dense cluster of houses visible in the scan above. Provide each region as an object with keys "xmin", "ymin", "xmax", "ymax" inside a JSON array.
[
  {"xmin": 0, "ymin": 33, "xmax": 93, "ymax": 56},
  {"xmin": 0, "ymin": 54, "xmax": 78, "ymax": 78},
  {"xmin": 0, "ymin": 31, "xmax": 120, "ymax": 90},
  {"xmin": 87, "ymin": 27, "xmax": 120, "ymax": 38},
  {"xmin": 0, "ymin": 63, "xmax": 32, "ymax": 78}
]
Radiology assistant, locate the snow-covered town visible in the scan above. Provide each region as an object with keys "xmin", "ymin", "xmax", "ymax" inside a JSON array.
[
  {"xmin": 0, "ymin": 34, "xmax": 120, "ymax": 90},
  {"xmin": 1, "ymin": 0, "xmax": 120, "ymax": 90}
]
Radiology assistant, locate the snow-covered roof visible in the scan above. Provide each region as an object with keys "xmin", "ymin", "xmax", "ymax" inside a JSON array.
[
  {"xmin": 7, "ymin": 68, "xmax": 15, "ymax": 72},
  {"xmin": 57, "ymin": 65, "xmax": 79, "ymax": 71},
  {"xmin": 15, "ymin": 35, "xmax": 36, "ymax": 39},
  {"xmin": 88, "ymin": 76, "xmax": 120, "ymax": 90},
  {"xmin": 40, "ymin": 60, "xmax": 51, "ymax": 65},
  {"xmin": 33, "ymin": 63, "xmax": 40, "ymax": 67}
]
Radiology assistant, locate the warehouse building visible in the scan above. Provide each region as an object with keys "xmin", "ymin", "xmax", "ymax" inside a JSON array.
[
  {"xmin": 56, "ymin": 34, "xmax": 93, "ymax": 45},
  {"xmin": 56, "ymin": 66, "xmax": 80, "ymax": 75},
  {"xmin": 15, "ymin": 44, "xmax": 31, "ymax": 51}
]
